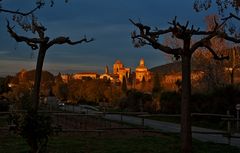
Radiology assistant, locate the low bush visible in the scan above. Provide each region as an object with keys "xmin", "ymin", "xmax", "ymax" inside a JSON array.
[
  {"xmin": 0, "ymin": 100, "xmax": 9, "ymax": 112},
  {"xmin": 160, "ymin": 91, "xmax": 181, "ymax": 114}
]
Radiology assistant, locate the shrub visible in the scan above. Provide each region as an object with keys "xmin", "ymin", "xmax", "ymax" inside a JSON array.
[
  {"xmin": 191, "ymin": 93, "xmax": 210, "ymax": 113},
  {"xmin": 21, "ymin": 112, "xmax": 53, "ymax": 153},
  {"xmin": 160, "ymin": 91, "xmax": 181, "ymax": 114},
  {"xmin": 119, "ymin": 90, "xmax": 153, "ymax": 112},
  {"xmin": 191, "ymin": 85, "xmax": 240, "ymax": 114},
  {"xmin": 0, "ymin": 100, "xmax": 9, "ymax": 112}
]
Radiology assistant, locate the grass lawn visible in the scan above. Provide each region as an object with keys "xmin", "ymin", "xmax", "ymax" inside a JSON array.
[{"xmin": 0, "ymin": 132, "xmax": 239, "ymax": 153}]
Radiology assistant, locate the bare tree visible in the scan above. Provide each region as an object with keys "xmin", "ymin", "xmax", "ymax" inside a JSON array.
[
  {"xmin": 7, "ymin": 16, "xmax": 93, "ymax": 113},
  {"xmin": 130, "ymin": 17, "xmax": 228, "ymax": 153},
  {"xmin": 1, "ymin": 1, "xmax": 92, "ymax": 152},
  {"xmin": 6, "ymin": 15, "xmax": 93, "ymax": 152}
]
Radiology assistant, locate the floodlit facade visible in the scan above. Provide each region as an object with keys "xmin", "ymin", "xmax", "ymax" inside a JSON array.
[
  {"xmin": 135, "ymin": 58, "xmax": 151, "ymax": 82},
  {"xmin": 72, "ymin": 72, "xmax": 98, "ymax": 80},
  {"xmin": 113, "ymin": 60, "xmax": 131, "ymax": 82},
  {"xmin": 100, "ymin": 65, "xmax": 117, "ymax": 82},
  {"xmin": 58, "ymin": 58, "xmax": 151, "ymax": 84}
]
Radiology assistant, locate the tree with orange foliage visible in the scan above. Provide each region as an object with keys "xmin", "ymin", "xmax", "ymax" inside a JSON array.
[{"xmin": 192, "ymin": 15, "xmax": 229, "ymax": 90}]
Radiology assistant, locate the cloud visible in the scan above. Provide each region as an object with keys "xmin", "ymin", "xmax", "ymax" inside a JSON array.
[
  {"xmin": 0, "ymin": 58, "xmax": 103, "ymax": 76},
  {"xmin": 0, "ymin": 50, "xmax": 11, "ymax": 55},
  {"xmin": 0, "ymin": 0, "xmax": 210, "ymax": 78}
]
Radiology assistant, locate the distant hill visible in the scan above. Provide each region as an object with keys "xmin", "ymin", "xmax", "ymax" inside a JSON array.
[
  {"xmin": 26, "ymin": 70, "xmax": 54, "ymax": 82},
  {"xmin": 150, "ymin": 62, "xmax": 181, "ymax": 75},
  {"xmin": 14, "ymin": 69, "xmax": 55, "ymax": 83},
  {"xmin": 150, "ymin": 61, "xmax": 202, "ymax": 75}
]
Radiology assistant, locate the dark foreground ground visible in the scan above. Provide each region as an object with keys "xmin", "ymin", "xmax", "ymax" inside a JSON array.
[
  {"xmin": 1, "ymin": 110, "xmax": 240, "ymax": 153},
  {"xmin": 0, "ymin": 129, "xmax": 240, "ymax": 153}
]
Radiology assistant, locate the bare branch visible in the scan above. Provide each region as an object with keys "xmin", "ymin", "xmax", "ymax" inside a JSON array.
[
  {"xmin": 6, "ymin": 20, "xmax": 42, "ymax": 50},
  {"xmin": 66, "ymin": 37, "xmax": 94, "ymax": 45},
  {"xmin": 190, "ymin": 33, "xmax": 218, "ymax": 53},
  {"xmin": 0, "ymin": 3, "xmax": 43, "ymax": 16},
  {"xmin": 130, "ymin": 17, "xmax": 230, "ymax": 61},
  {"xmin": 203, "ymin": 45, "xmax": 229, "ymax": 60},
  {"xmin": 134, "ymin": 34, "xmax": 182, "ymax": 54},
  {"xmin": 218, "ymin": 31, "xmax": 240, "ymax": 43},
  {"xmin": 192, "ymin": 22, "xmax": 223, "ymax": 35},
  {"xmin": 222, "ymin": 13, "xmax": 240, "ymax": 21},
  {"xmin": 129, "ymin": 19, "xmax": 172, "ymax": 36},
  {"xmin": 47, "ymin": 36, "xmax": 94, "ymax": 48},
  {"xmin": 130, "ymin": 18, "xmax": 183, "ymax": 56},
  {"xmin": 31, "ymin": 15, "xmax": 46, "ymax": 38},
  {"xmin": 191, "ymin": 15, "xmax": 229, "ymax": 37}
]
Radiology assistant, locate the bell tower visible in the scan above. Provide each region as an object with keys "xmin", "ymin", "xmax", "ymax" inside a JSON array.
[
  {"xmin": 105, "ymin": 65, "xmax": 109, "ymax": 74},
  {"xmin": 139, "ymin": 58, "xmax": 145, "ymax": 67}
]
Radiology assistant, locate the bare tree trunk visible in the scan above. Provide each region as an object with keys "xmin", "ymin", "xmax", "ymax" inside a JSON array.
[
  {"xmin": 28, "ymin": 137, "xmax": 38, "ymax": 153},
  {"xmin": 32, "ymin": 46, "xmax": 46, "ymax": 113},
  {"xmin": 181, "ymin": 39, "xmax": 192, "ymax": 153},
  {"xmin": 231, "ymin": 47, "xmax": 236, "ymax": 85},
  {"xmin": 29, "ymin": 46, "xmax": 47, "ymax": 153},
  {"xmin": 230, "ymin": 69, "xmax": 234, "ymax": 85}
]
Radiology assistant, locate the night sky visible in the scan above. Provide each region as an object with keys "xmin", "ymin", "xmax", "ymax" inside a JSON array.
[{"xmin": 0, "ymin": 0, "xmax": 216, "ymax": 76}]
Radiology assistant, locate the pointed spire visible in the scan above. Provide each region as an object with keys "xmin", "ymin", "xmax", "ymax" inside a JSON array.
[
  {"xmin": 140, "ymin": 58, "xmax": 145, "ymax": 67},
  {"xmin": 105, "ymin": 65, "xmax": 109, "ymax": 74}
]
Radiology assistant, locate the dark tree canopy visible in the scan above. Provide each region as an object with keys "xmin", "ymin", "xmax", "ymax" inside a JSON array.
[
  {"xmin": 194, "ymin": 0, "xmax": 240, "ymax": 14},
  {"xmin": 194, "ymin": 0, "xmax": 240, "ymax": 38}
]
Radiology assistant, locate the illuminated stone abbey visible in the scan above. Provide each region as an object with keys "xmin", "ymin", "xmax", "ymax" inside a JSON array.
[
  {"xmin": 60, "ymin": 58, "xmax": 151, "ymax": 84},
  {"xmin": 112, "ymin": 60, "xmax": 131, "ymax": 82},
  {"xmin": 135, "ymin": 58, "xmax": 151, "ymax": 82}
]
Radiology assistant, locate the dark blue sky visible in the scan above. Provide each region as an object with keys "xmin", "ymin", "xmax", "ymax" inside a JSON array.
[{"xmin": 0, "ymin": 0, "xmax": 216, "ymax": 76}]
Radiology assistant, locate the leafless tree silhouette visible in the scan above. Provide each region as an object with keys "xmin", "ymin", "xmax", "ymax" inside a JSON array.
[
  {"xmin": 130, "ymin": 16, "xmax": 230, "ymax": 153},
  {"xmin": 7, "ymin": 15, "xmax": 93, "ymax": 113}
]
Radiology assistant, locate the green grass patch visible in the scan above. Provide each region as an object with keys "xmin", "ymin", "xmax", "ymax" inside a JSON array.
[
  {"xmin": 0, "ymin": 133, "xmax": 239, "ymax": 153},
  {"xmin": 49, "ymin": 135, "xmax": 179, "ymax": 153},
  {"xmin": 0, "ymin": 135, "xmax": 29, "ymax": 153}
]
